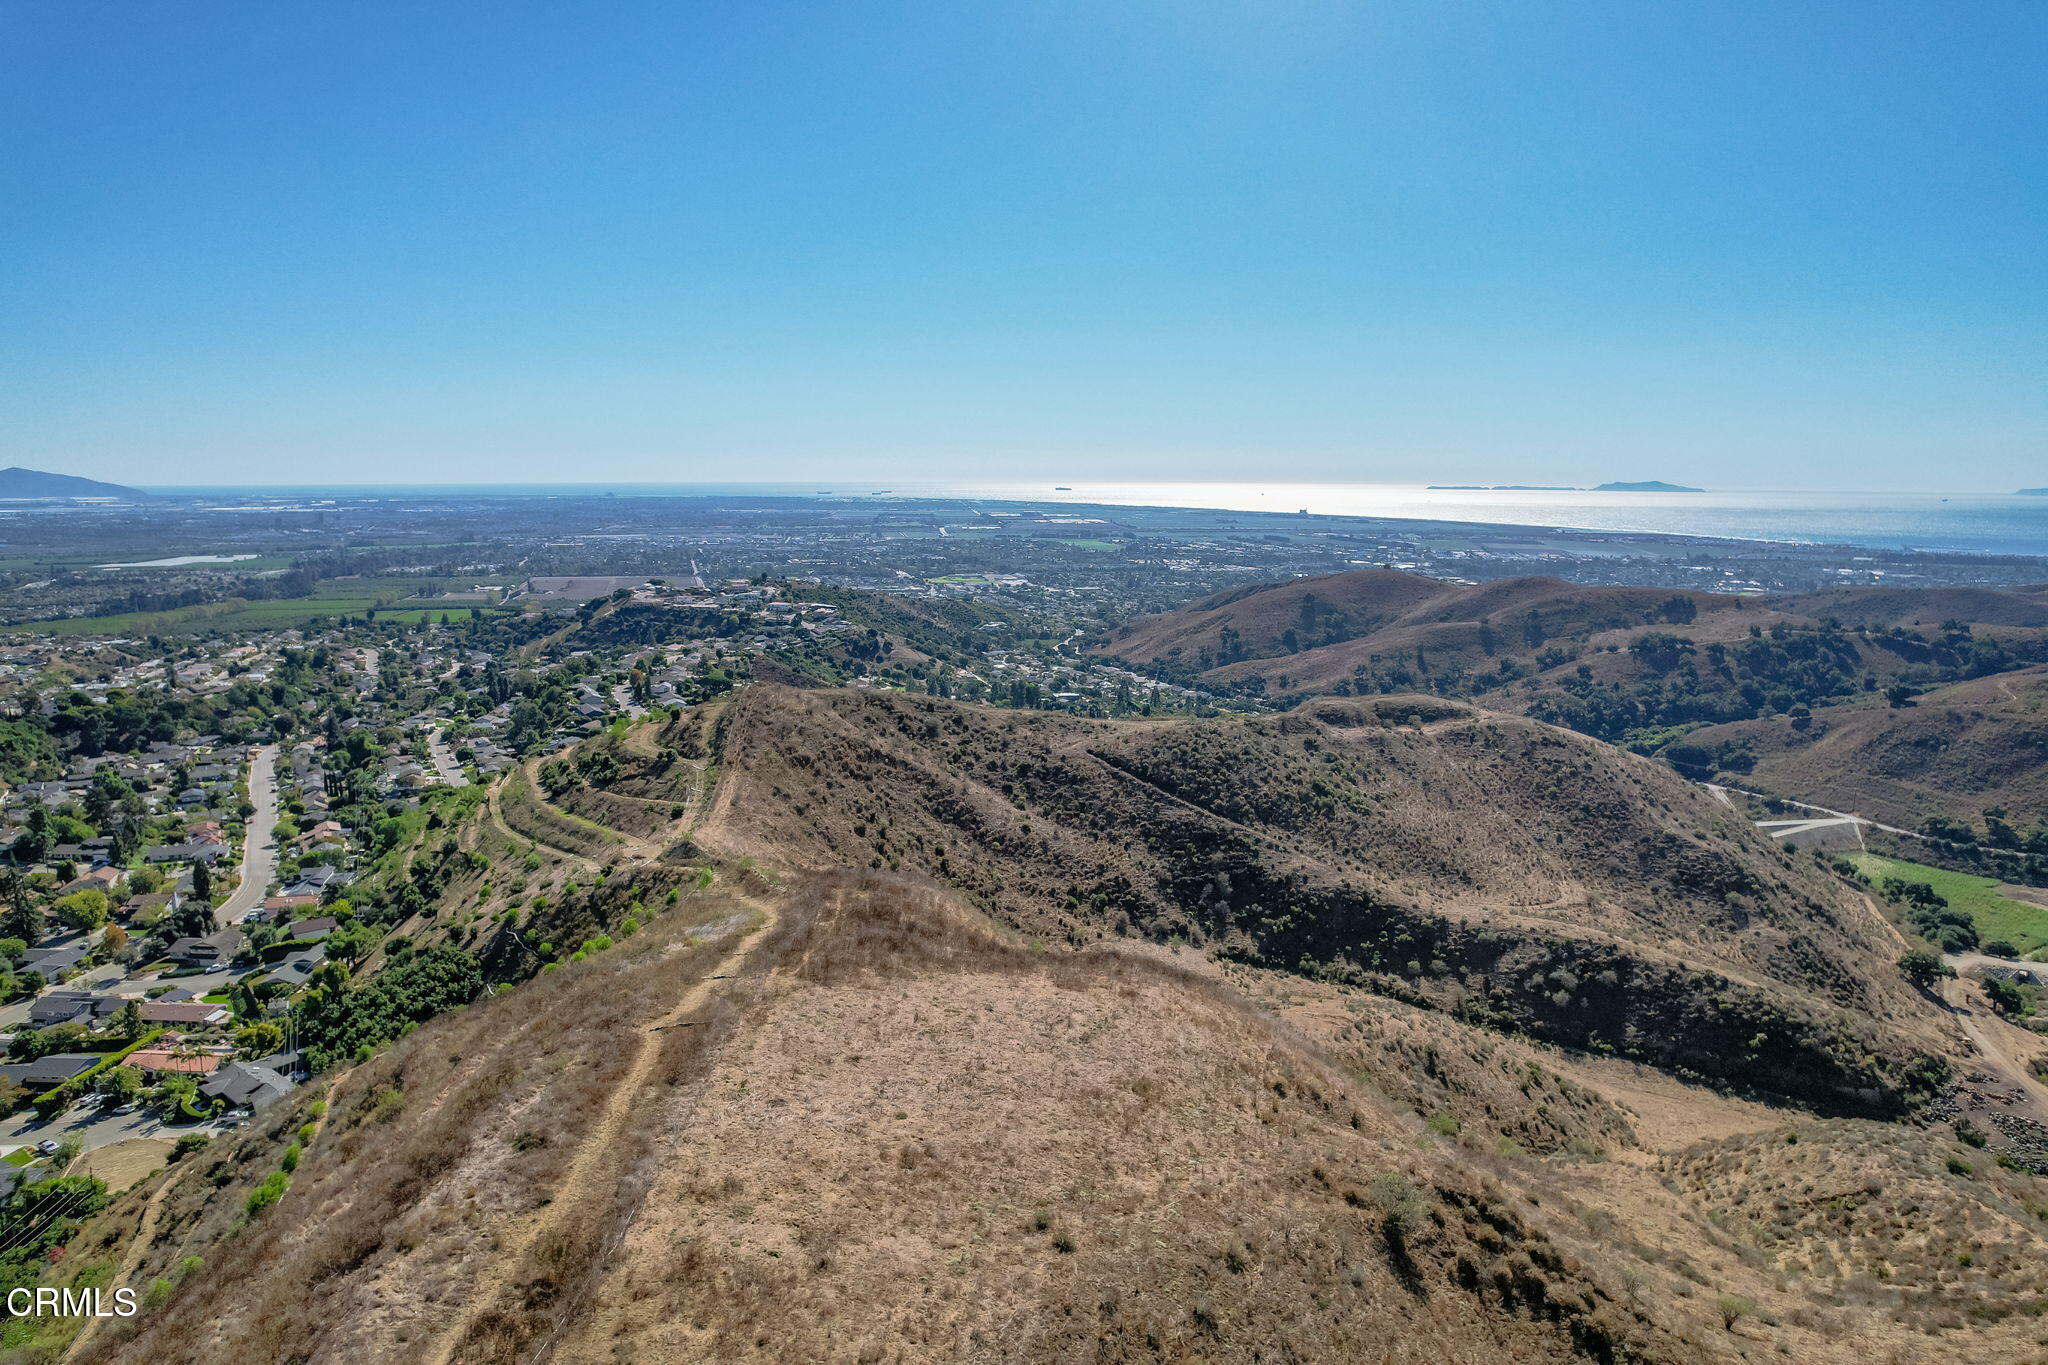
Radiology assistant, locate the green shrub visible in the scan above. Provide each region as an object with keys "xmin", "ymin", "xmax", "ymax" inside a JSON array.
[{"xmin": 245, "ymin": 1169, "xmax": 289, "ymax": 1216}]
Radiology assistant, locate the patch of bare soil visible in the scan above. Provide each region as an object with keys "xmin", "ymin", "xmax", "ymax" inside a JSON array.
[{"xmin": 76, "ymin": 1139, "xmax": 174, "ymax": 1194}]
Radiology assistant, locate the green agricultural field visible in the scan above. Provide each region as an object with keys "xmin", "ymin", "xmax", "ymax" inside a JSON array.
[
  {"xmin": 6, "ymin": 574, "xmax": 520, "ymax": 636},
  {"xmin": 1846, "ymin": 853, "xmax": 2048, "ymax": 956}
]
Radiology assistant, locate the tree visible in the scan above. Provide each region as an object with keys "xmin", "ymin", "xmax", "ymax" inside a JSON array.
[
  {"xmin": 234, "ymin": 1022, "xmax": 284, "ymax": 1057},
  {"xmin": 93, "ymin": 1066, "xmax": 143, "ymax": 1101},
  {"xmin": 1714, "ymin": 1294, "xmax": 1756, "ymax": 1331},
  {"xmin": 1984, "ymin": 975, "xmax": 2028, "ymax": 1017},
  {"xmin": 1898, "ymin": 950, "xmax": 1954, "ymax": 989},
  {"xmin": 190, "ymin": 858, "xmax": 214, "ymax": 904},
  {"xmin": 112, "ymin": 998, "xmax": 145, "ymax": 1040},
  {"xmin": 0, "ymin": 868, "xmax": 41, "ymax": 944},
  {"xmin": 54, "ymin": 889, "xmax": 110, "ymax": 934},
  {"xmin": 163, "ymin": 898, "xmax": 216, "ymax": 942},
  {"xmin": 10, "ymin": 802, "xmax": 51, "ymax": 866}
]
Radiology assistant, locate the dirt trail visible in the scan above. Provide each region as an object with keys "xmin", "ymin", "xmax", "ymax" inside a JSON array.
[
  {"xmin": 416, "ymin": 895, "xmax": 780, "ymax": 1365},
  {"xmin": 63, "ymin": 1163, "xmax": 193, "ymax": 1361},
  {"xmin": 1943, "ymin": 975, "xmax": 2048, "ymax": 1125}
]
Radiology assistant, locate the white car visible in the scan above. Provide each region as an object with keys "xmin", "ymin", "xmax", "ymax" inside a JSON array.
[{"xmin": 34, "ymin": 1140, "xmax": 58, "ymax": 1155}]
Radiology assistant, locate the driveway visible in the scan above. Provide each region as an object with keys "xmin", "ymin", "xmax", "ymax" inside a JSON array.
[{"xmin": 217, "ymin": 744, "xmax": 280, "ymax": 924}]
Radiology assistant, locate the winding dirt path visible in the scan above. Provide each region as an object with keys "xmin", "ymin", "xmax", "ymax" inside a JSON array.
[
  {"xmin": 63, "ymin": 1163, "xmax": 193, "ymax": 1361},
  {"xmin": 415, "ymin": 895, "xmax": 781, "ymax": 1365},
  {"xmin": 1942, "ymin": 974, "xmax": 2048, "ymax": 1125}
]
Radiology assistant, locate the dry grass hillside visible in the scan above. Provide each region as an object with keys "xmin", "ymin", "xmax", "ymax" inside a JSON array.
[
  {"xmin": 51, "ymin": 867, "xmax": 2048, "ymax": 1365},
  {"xmin": 696, "ymin": 685, "xmax": 1954, "ymax": 1113},
  {"xmin": 61, "ymin": 873, "xmax": 1699, "ymax": 1365},
  {"xmin": 33, "ymin": 689, "xmax": 2048, "ymax": 1364},
  {"xmin": 1093, "ymin": 572, "xmax": 2048, "ymax": 733},
  {"xmin": 1682, "ymin": 666, "xmax": 2048, "ymax": 828},
  {"xmin": 1773, "ymin": 585, "xmax": 2048, "ymax": 631},
  {"xmin": 1098, "ymin": 570, "xmax": 1757, "ymax": 684}
]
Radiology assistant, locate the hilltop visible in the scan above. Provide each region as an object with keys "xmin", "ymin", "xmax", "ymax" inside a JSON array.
[
  {"xmin": 0, "ymin": 466, "xmax": 146, "ymax": 500},
  {"xmin": 694, "ymin": 685, "xmax": 1955, "ymax": 1112}
]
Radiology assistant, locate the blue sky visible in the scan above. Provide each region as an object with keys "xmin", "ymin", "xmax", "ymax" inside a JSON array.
[{"xmin": 2, "ymin": 1, "xmax": 2042, "ymax": 489}]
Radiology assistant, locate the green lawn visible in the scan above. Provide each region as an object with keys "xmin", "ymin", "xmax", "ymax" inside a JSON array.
[
  {"xmin": 1846, "ymin": 853, "xmax": 2048, "ymax": 956},
  {"xmin": 2, "ymin": 1149, "xmax": 34, "ymax": 1168}
]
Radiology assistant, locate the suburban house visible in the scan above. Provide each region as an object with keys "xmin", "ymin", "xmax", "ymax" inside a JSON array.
[
  {"xmin": 199, "ymin": 1059, "xmax": 295, "ymax": 1110},
  {"xmin": 145, "ymin": 841, "xmax": 229, "ymax": 865},
  {"xmin": 26, "ymin": 990, "xmax": 122, "ymax": 1028},
  {"xmin": 18, "ymin": 944, "xmax": 87, "ymax": 978},
  {"xmin": 59, "ymin": 865, "xmax": 123, "ymax": 895},
  {"xmin": 166, "ymin": 928, "xmax": 243, "ymax": 968},
  {"xmin": 140, "ymin": 999, "xmax": 232, "ymax": 1027},
  {"xmin": 119, "ymin": 889, "xmax": 178, "ymax": 923},
  {"xmin": 260, "ymin": 946, "xmax": 328, "ymax": 992},
  {"xmin": 0, "ymin": 1053, "xmax": 101, "ymax": 1089},
  {"xmin": 121, "ymin": 1045, "xmax": 226, "ymax": 1077}
]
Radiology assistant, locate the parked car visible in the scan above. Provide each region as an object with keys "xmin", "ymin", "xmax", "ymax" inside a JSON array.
[
  {"xmin": 34, "ymin": 1140, "xmax": 58, "ymax": 1155},
  {"xmin": 111, "ymin": 1104, "xmax": 137, "ymax": 1116}
]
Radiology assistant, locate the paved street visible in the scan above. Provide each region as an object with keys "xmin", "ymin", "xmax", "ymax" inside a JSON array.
[
  {"xmin": 217, "ymin": 744, "xmax": 281, "ymax": 923},
  {"xmin": 0, "ymin": 1094, "xmax": 236, "ymax": 1159},
  {"xmin": 427, "ymin": 727, "xmax": 468, "ymax": 787}
]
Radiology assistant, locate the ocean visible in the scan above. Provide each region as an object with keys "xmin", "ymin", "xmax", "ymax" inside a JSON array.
[{"xmin": 143, "ymin": 482, "xmax": 2048, "ymax": 559}]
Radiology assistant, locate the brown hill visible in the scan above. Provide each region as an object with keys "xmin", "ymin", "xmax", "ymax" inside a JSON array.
[
  {"xmin": 1100, "ymin": 569, "xmax": 1749, "ymax": 682},
  {"xmin": 1681, "ymin": 665, "xmax": 2048, "ymax": 828},
  {"xmin": 694, "ymin": 685, "xmax": 1954, "ymax": 1113},
  {"xmin": 1774, "ymin": 584, "xmax": 2048, "ymax": 630},
  {"xmin": 65, "ymin": 874, "xmax": 1696, "ymax": 1365},
  {"xmin": 50, "ymin": 808, "xmax": 2048, "ymax": 1365},
  {"xmin": 1094, "ymin": 572, "xmax": 2048, "ymax": 765},
  {"xmin": 44, "ymin": 691, "xmax": 2048, "ymax": 1365}
]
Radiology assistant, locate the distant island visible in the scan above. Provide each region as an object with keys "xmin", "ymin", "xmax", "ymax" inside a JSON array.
[
  {"xmin": 2020, "ymin": 488, "xmax": 2047, "ymax": 496},
  {"xmin": 0, "ymin": 466, "xmax": 146, "ymax": 500},
  {"xmin": 1594, "ymin": 480, "xmax": 1704, "ymax": 493}
]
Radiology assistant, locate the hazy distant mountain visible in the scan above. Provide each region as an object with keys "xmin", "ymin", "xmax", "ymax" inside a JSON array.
[
  {"xmin": 1593, "ymin": 479, "xmax": 1703, "ymax": 492},
  {"xmin": 2021, "ymin": 487, "xmax": 2047, "ymax": 496},
  {"xmin": 0, "ymin": 466, "xmax": 145, "ymax": 499}
]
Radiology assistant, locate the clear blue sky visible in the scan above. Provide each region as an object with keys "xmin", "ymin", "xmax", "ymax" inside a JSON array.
[{"xmin": 3, "ymin": 1, "xmax": 2042, "ymax": 489}]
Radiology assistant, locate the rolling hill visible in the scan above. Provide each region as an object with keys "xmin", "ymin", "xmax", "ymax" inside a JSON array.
[
  {"xmin": 691, "ymin": 685, "xmax": 1954, "ymax": 1113},
  {"xmin": 1680, "ymin": 665, "xmax": 2048, "ymax": 829},
  {"xmin": 40, "ymin": 685, "xmax": 2048, "ymax": 1365}
]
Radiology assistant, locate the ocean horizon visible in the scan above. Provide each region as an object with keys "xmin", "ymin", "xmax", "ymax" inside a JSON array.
[{"xmin": 135, "ymin": 480, "xmax": 2048, "ymax": 560}]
